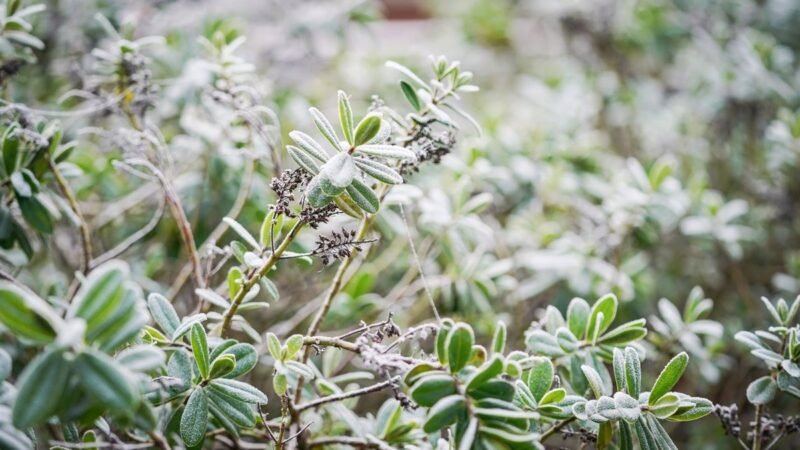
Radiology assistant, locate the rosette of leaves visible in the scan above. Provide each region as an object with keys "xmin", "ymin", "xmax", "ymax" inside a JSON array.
[
  {"xmin": 0, "ymin": 122, "xmax": 74, "ymax": 258},
  {"xmin": 525, "ymin": 295, "xmax": 648, "ymax": 395},
  {"xmin": 735, "ymin": 295, "xmax": 800, "ymax": 404},
  {"xmin": 386, "ymin": 55, "xmax": 480, "ymax": 133},
  {"xmin": 0, "ymin": 0, "xmax": 46, "ymax": 63},
  {"xmin": 265, "ymin": 332, "xmax": 312, "ymax": 396},
  {"xmin": 145, "ymin": 296, "xmax": 266, "ymax": 447},
  {"xmin": 287, "ymin": 90, "xmax": 416, "ymax": 215},
  {"xmin": 559, "ymin": 347, "xmax": 713, "ymax": 449},
  {"xmin": 0, "ymin": 260, "xmax": 157, "ymax": 431},
  {"xmin": 405, "ymin": 320, "xmax": 541, "ymax": 450},
  {"xmin": 649, "ymin": 287, "xmax": 727, "ymax": 382}
]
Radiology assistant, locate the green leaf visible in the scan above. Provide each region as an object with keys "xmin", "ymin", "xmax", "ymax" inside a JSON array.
[
  {"xmin": 288, "ymin": 145, "xmax": 321, "ymax": 175},
  {"xmin": 74, "ymin": 350, "xmax": 137, "ymax": 411},
  {"xmin": 285, "ymin": 335, "xmax": 304, "ymax": 360},
  {"xmin": 116, "ymin": 344, "xmax": 165, "ymax": 372},
  {"xmin": 478, "ymin": 426, "xmax": 540, "ymax": 445},
  {"xmin": 219, "ymin": 343, "xmax": 258, "ymax": 378},
  {"xmin": 207, "ymin": 389, "xmax": 256, "ymax": 428},
  {"xmin": 227, "ymin": 267, "xmax": 244, "ymax": 299},
  {"xmin": 354, "ymin": 157, "xmax": 403, "ymax": 185},
  {"xmin": 0, "ymin": 281, "xmax": 57, "ymax": 343},
  {"xmin": 646, "ymin": 414, "xmax": 678, "ymax": 450},
  {"xmin": 466, "ymin": 355, "xmax": 504, "ymax": 391},
  {"xmin": 446, "ymin": 323, "xmax": 474, "ymax": 373},
  {"xmin": 353, "ymin": 113, "xmax": 382, "ymax": 146},
  {"xmin": 209, "ymin": 354, "xmax": 236, "ymax": 379},
  {"xmin": 746, "ymin": 376, "xmax": 777, "ymax": 405},
  {"xmin": 404, "ymin": 362, "xmax": 439, "ymax": 385},
  {"xmin": 649, "ymin": 352, "xmax": 688, "ymax": 405},
  {"xmin": 266, "ymin": 333, "xmax": 282, "ymax": 360},
  {"xmin": 69, "ymin": 260, "xmax": 128, "ymax": 334},
  {"xmin": 635, "ymin": 417, "xmax": 657, "ymax": 450},
  {"xmin": 309, "ymin": 107, "xmax": 341, "ymax": 151},
  {"xmin": 209, "ymin": 378, "xmax": 268, "ymax": 404},
  {"xmin": 168, "ymin": 349, "xmax": 194, "ymax": 384},
  {"xmin": 17, "ymin": 194, "xmax": 53, "ymax": 234},
  {"xmin": 319, "ymin": 152, "xmax": 356, "ymax": 194},
  {"xmin": 346, "ymin": 178, "xmax": 379, "ymax": 214},
  {"xmin": 338, "ymin": 90, "xmax": 354, "ymax": 145},
  {"xmin": 613, "ymin": 348, "xmax": 626, "ymax": 392},
  {"xmin": 613, "ymin": 392, "xmax": 641, "ymax": 422},
  {"xmin": 650, "ymin": 392, "xmax": 680, "ymax": 419},
  {"xmin": 147, "ymin": 293, "xmax": 180, "ymax": 337},
  {"xmin": 2, "ymin": 126, "xmax": 19, "ymax": 175},
  {"xmin": 468, "ymin": 379, "xmax": 515, "ymax": 402},
  {"xmin": 305, "ymin": 176, "xmax": 333, "ymax": 208},
  {"xmin": 580, "ymin": 365, "xmax": 607, "ymax": 399},
  {"xmin": 385, "ymin": 61, "xmax": 429, "ymax": 89},
  {"xmin": 491, "ymin": 321, "xmax": 506, "ymax": 355},
  {"xmin": 436, "ymin": 320, "xmax": 453, "ymax": 365},
  {"xmin": 539, "ymin": 388, "xmax": 566, "ymax": 405},
  {"xmin": 597, "ymin": 319, "xmax": 647, "ymax": 346},
  {"xmin": 422, "ymin": 395, "xmax": 465, "ymax": 433},
  {"xmin": 355, "ymin": 144, "xmax": 416, "ymax": 161},
  {"xmin": 12, "ymin": 348, "xmax": 70, "ymax": 428},
  {"xmin": 273, "ymin": 372, "xmax": 288, "ymax": 396},
  {"xmin": 181, "ymin": 388, "xmax": 208, "ymax": 447},
  {"xmin": 208, "ymin": 398, "xmax": 240, "ymax": 439},
  {"xmin": 458, "ymin": 417, "xmax": 478, "ymax": 450},
  {"xmin": 526, "ymin": 357, "xmax": 554, "ymax": 403},
  {"xmin": 525, "ymin": 329, "xmax": 564, "ymax": 357},
  {"xmin": 586, "ymin": 294, "xmax": 618, "ymax": 341},
  {"xmin": 567, "ymin": 298, "xmax": 591, "ymax": 339},
  {"xmin": 400, "ymin": 81, "xmax": 421, "ymax": 111},
  {"xmin": 624, "ymin": 347, "xmax": 642, "ymax": 398},
  {"xmin": 410, "ymin": 374, "xmax": 457, "ymax": 406},
  {"xmin": 289, "ymin": 131, "xmax": 329, "ymax": 163},
  {"xmin": 191, "ymin": 323, "xmax": 210, "ymax": 379},
  {"xmin": 668, "ymin": 397, "xmax": 713, "ymax": 421}
]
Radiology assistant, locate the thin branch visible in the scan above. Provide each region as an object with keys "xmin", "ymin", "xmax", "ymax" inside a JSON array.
[
  {"xmin": 541, "ymin": 417, "xmax": 576, "ymax": 442},
  {"xmin": 219, "ymin": 220, "xmax": 305, "ymax": 336},
  {"xmin": 124, "ymin": 158, "xmax": 206, "ymax": 293},
  {"xmin": 295, "ymin": 377, "xmax": 399, "ymax": 413},
  {"xmin": 48, "ymin": 157, "xmax": 92, "ymax": 273},
  {"xmin": 282, "ymin": 421, "xmax": 313, "ymax": 444},
  {"xmin": 90, "ymin": 194, "xmax": 166, "ymax": 268},
  {"xmin": 302, "ymin": 335, "xmax": 360, "ymax": 353},
  {"xmin": 169, "ymin": 158, "xmax": 257, "ymax": 300}
]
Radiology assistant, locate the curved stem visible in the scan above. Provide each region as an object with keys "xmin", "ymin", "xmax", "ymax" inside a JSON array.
[
  {"xmin": 169, "ymin": 158, "xmax": 256, "ymax": 300},
  {"xmin": 48, "ymin": 157, "xmax": 92, "ymax": 274},
  {"xmin": 219, "ymin": 220, "xmax": 304, "ymax": 336}
]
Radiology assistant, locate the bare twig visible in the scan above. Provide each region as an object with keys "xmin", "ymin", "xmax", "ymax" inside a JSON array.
[
  {"xmin": 218, "ymin": 220, "xmax": 305, "ymax": 336},
  {"xmin": 124, "ymin": 158, "xmax": 205, "ymax": 293},
  {"xmin": 295, "ymin": 377, "xmax": 399, "ymax": 413},
  {"xmin": 168, "ymin": 158, "xmax": 257, "ymax": 300},
  {"xmin": 90, "ymin": 194, "xmax": 166, "ymax": 268},
  {"xmin": 48, "ymin": 157, "xmax": 92, "ymax": 274},
  {"xmin": 302, "ymin": 335, "xmax": 360, "ymax": 353}
]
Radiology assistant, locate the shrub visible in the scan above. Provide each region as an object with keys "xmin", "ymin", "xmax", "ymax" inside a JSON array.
[{"xmin": 1, "ymin": 1, "xmax": 800, "ymax": 449}]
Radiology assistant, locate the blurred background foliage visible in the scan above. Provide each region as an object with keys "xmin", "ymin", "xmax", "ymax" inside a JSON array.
[{"xmin": 3, "ymin": 0, "xmax": 800, "ymax": 447}]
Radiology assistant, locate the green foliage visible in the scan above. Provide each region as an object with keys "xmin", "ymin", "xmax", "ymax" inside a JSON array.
[{"xmin": 1, "ymin": 0, "xmax": 800, "ymax": 449}]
